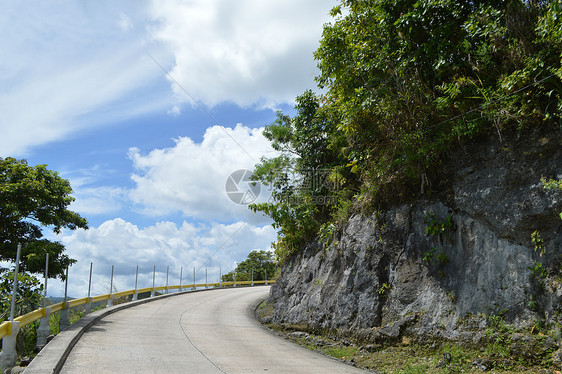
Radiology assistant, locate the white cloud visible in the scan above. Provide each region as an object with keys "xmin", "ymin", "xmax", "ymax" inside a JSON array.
[
  {"xmin": 117, "ymin": 13, "xmax": 133, "ymax": 32},
  {"xmin": 69, "ymin": 186, "xmax": 129, "ymax": 216},
  {"xmin": 128, "ymin": 124, "xmax": 275, "ymax": 223},
  {"xmin": 167, "ymin": 105, "xmax": 181, "ymax": 116},
  {"xmin": 49, "ymin": 218, "xmax": 276, "ymax": 297},
  {"xmin": 148, "ymin": 0, "xmax": 336, "ymax": 108},
  {"xmin": 0, "ymin": 0, "xmax": 337, "ymax": 156},
  {"xmin": 0, "ymin": 1, "xmax": 168, "ymax": 157}
]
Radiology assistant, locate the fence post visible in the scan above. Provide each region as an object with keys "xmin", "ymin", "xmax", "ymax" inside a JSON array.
[
  {"xmin": 205, "ymin": 268, "xmax": 208, "ymax": 289},
  {"xmin": 85, "ymin": 262, "xmax": 93, "ymax": 313},
  {"xmin": 59, "ymin": 266, "xmax": 70, "ymax": 332},
  {"xmin": 0, "ymin": 321, "xmax": 20, "ymax": 369},
  {"xmin": 192, "ymin": 267, "xmax": 196, "ymax": 290},
  {"xmin": 9, "ymin": 243, "xmax": 22, "ymax": 322},
  {"xmin": 219, "ymin": 268, "xmax": 222, "ymax": 287},
  {"xmin": 107, "ymin": 265, "xmax": 114, "ymax": 307},
  {"xmin": 179, "ymin": 267, "xmax": 183, "ymax": 292},
  {"xmin": 265, "ymin": 271, "xmax": 268, "ymax": 285},
  {"xmin": 251, "ymin": 267, "xmax": 254, "ymax": 286},
  {"xmin": 165, "ymin": 266, "xmax": 169, "ymax": 294},
  {"xmin": 151, "ymin": 265, "xmax": 156, "ymax": 297},
  {"xmin": 133, "ymin": 265, "xmax": 139, "ymax": 301}
]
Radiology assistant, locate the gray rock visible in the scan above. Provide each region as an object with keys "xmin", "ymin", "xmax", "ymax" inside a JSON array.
[
  {"xmin": 472, "ymin": 358, "xmax": 491, "ymax": 371},
  {"xmin": 289, "ymin": 331, "xmax": 309, "ymax": 339},
  {"xmin": 266, "ymin": 131, "xmax": 562, "ymax": 345}
]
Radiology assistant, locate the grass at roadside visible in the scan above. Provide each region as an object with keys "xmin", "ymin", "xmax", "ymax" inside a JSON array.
[{"xmin": 257, "ymin": 315, "xmax": 560, "ymax": 374}]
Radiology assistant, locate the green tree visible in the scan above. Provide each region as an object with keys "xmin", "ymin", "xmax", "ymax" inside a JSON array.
[
  {"xmin": 222, "ymin": 250, "xmax": 276, "ymax": 282},
  {"xmin": 251, "ymin": 0, "xmax": 562, "ymax": 260},
  {"xmin": 250, "ymin": 91, "xmax": 350, "ymax": 261},
  {"xmin": 0, "ymin": 270, "xmax": 43, "ymax": 321},
  {"xmin": 0, "ymin": 158, "xmax": 88, "ymax": 279},
  {"xmin": 315, "ymin": 0, "xmax": 561, "ymax": 201}
]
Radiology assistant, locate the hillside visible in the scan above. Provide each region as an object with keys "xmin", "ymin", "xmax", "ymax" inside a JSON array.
[{"xmin": 252, "ymin": 1, "xmax": 562, "ymax": 371}]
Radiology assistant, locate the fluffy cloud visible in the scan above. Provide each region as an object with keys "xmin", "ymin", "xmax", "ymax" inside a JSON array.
[
  {"xmin": 50, "ymin": 218, "xmax": 275, "ymax": 297},
  {"xmin": 0, "ymin": 2, "xmax": 167, "ymax": 157},
  {"xmin": 128, "ymin": 124, "xmax": 275, "ymax": 223},
  {"xmin": 0, "ymin": 1, "xmax": 337, "ymax": 156},
  {"xmin": 148, "ymin": 0, "xmax": 336, "ymax": 108}
]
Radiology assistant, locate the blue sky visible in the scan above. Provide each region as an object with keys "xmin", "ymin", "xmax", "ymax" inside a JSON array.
[{"xmin": 0, "ymin": 0, "xmax": 337, "ymax": 296}]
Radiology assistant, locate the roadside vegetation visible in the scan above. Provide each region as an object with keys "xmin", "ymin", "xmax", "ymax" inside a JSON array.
[
  {"xmin": 250, "ymin": 0, "xmax": 562, "ymax": 264},
  {"xmin": 221, "ymin": 250, "xmax": 277, "ymax": 282},
  {"xmin": 257, "ymin": 302, "xmax": 562, "ymax": 373}
]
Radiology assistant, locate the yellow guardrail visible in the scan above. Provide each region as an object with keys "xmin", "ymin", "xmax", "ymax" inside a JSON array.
[
  {"xmin": 137, "ymin": 287, "xmax": 153, "ymax": 294},
  {"xmin": 14, "ymin": 308, "xmax": 46, "ymax": 328},
  {"xmin": 0, "ymin": 322, "xmax": 11, "ymax": 338},
  {"xmin": 68, "ymin": 297, "xmax": 89, "ymax": 309},
  {"xmin": 91, "ymin": 294, "xmax": 111, "ymax": 304},
  {"xmin": 0, "ymin": 280, "xmax": 275, "ymax": 341},
  {"xmin": 113, "ymin": 290, "xmax": 135, "ymax": 299},
  {"xmin": 50, "ymin": 302, "xmax": 65, "ymax": 313}
]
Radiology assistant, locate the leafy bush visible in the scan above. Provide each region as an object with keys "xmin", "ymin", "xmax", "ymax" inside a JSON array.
[{"xmin": 252, "ymin": 0, "xmax": 562, "ymax": 261}]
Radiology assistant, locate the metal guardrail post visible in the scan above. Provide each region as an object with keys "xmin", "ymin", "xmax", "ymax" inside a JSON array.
[
  {"xmin": 85, "ymin": 262, "xmax": 93, "ymax": 313},
  {"xmin": 179, "ymin": 267, "xmax": 183, "ymax": 292},
  {"xmin": 192, "ymin": 267, "xmax": 196, "ymax": 290},
  {"xmin": 107, "ymin": 265, "xmax": 115, "ymax": 307},
  {"xmin": 133, "ymin": 265, "xmax": 139, "ymax": 301},
  {"xmin": 0, "ymin": 321, "xmax": 20, "ymax": 368},
  {"xmin": 205, "ymin": 268, "xmax": 208, "ymax": 289},
  {"xmin": 165, "ymin": 266, "xmax": 169, "ymax": 294},
  {"xmin": 151, "ymin": 265, "xmax": 156, "ymax": 297},
  {"xmin": 251, "ymin": 268, "xmax": 254, "ymax": 286},
  {"xmin": 9, "ymin": 244, "xmax": 22, "ymax": 322},
  {"xmin": 59, "ymin": 266, "xmax": 70, "ymax": 332}
]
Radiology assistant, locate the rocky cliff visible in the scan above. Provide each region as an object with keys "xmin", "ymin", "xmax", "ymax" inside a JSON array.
[{"xmin": 265, "ymin": 130, "xmax": 562, "ymax": 345}]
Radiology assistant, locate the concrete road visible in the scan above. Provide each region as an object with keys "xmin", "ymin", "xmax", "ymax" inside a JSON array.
[{"xmin": 57, "ymin": 287, "xmax": 367, "ymax": 374}]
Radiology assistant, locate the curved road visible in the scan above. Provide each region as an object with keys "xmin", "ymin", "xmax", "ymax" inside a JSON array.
[{"xmin": 56, "ymin": 287, "xmax": 367, "ymax": 373}]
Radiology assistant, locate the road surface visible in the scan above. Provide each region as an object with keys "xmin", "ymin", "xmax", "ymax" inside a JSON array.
[{"xmin": 57, "ymin": 286, "xmax": 368, "ymax": 373}]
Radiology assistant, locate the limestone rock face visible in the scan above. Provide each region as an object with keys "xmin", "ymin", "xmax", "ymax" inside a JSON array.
[{"xmin": 267, "ymin": 132, "xmax": 562, "ymax": 340}]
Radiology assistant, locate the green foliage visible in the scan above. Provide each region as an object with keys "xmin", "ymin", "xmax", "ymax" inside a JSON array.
[
  {"xmin": 541, "ymin": 177, "xmax": 562, "ymax": 191},
  {"xmin": 250, "ymin": 91, "xmax": 349, "ymax": 261},
  {"xmin": 251, "ymin": 0, "xmax": 562, "ymax": 261},
  {"xmin": 531, "ymin": 230, "xmax": 545, "ymax": 256},
  {"xmin": 424, "ymin": 212, "xmax": 453, "ymax": 237},
  {"xmin": 527, "ymin": 294, "xmax": 539, "ymax": 312},
  {"xmin": 486, "ymin": 314, "xmax": 514, "ymax": 335},
  {"xmin": 436, "ymin": 251, "xmax": 450, "ymax": 266},
  {"xmin": 422, "ymin": 247, "xmax": 436, "ymax": 262},
  {"xmin": 0, "ymin": 270, "xmax": 43, "ymax": 322},
  {"xmin": 377, "ymin": 282, "xmax": 391, "ymax": 296},
  {"xmin": 529, "ymin": 262, "xmax": 549, "ymax": 279},
  {"xmin": 0, "ymin": 158, "xmax": 88, "ymax": 278},
  {"xmin": 316, "ymin": 0, "xmax": 561, "ymax": 198},
  {"xmin": 221, "ymin": 250, "xmax": 276, "ymax": 282},
  {"xmin": 484, "ymin": 314, "xmax": 514, "ymax": 357},
  {"xmin": 0, "ymin": 270, "xmax": 44, "ymax": 359},
  {"xmin": 422, "ymin": 247, "xmax": 449, "ymax": 267}
]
